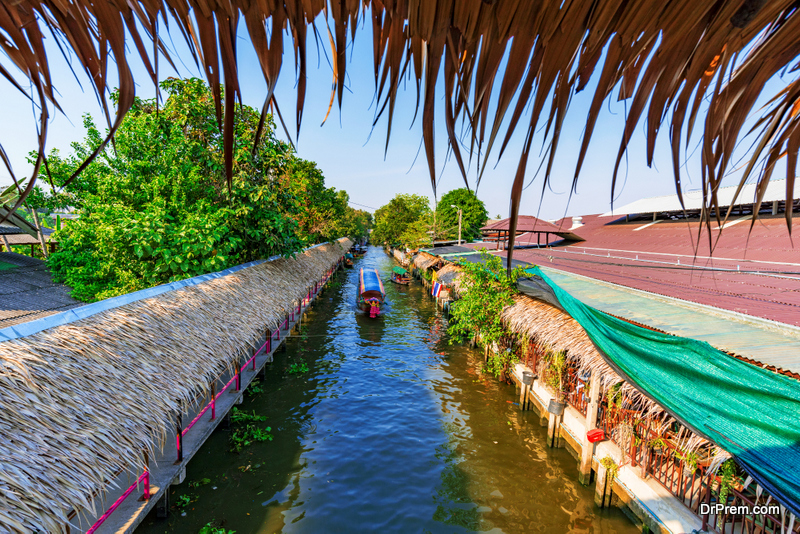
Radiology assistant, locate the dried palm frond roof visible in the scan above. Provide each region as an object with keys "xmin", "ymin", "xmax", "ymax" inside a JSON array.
[
  {"xmin": 3, "ymin": 1, "xmax": 800, "ymax": 256},
  {"xmin": 0, "ymin": 238, "xmax": 350, "ymax": 533},
  {"xmin": 413, "ymin": 251, "xmax": 440, "ymax": 271},
  {"xmin": 435, "ymin": 263, "xmax": 461, "ymax": 286},
  {"xmin": 422, "ymin": 257, "xmax": 716, "ymax": 456}
]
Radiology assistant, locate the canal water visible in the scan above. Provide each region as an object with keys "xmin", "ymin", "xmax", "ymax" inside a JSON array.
[{"xmin": 138, "ymin": 247, "xmax": 637, "ymax": 533}]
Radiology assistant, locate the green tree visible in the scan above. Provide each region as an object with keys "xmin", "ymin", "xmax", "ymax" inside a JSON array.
[
  {"xmin": 436, "ymin": 188, "xmax": 488, "ymax": 242},
  {"xmin": 371, "ymin": 193, "xmax": 431, "ymax": 245},
  {"xmin": 37, "ymin": 78, "xmax": 308, "ymax": 301},
  {"xmin": 448, "ymin": 251, "xmax": 528, "ymax": 380},
  {"xmin": 399, "ymin": 212, "xmax": 434, "ymax": 249}
]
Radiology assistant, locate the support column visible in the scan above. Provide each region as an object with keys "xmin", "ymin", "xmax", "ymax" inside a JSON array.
[
  {"xmin": 773, "ymin": 200, "xmax": 779, "ymax": 215},
  {"xmin": 547, "ymin": 411, "xmax": 563, "ymax": 448},
  {"xmin": 579, "ymin": 373, "xmax": 601, "ymax": 485},
  {"xmin": 156, "ymin": 490, "xmax": 170, "ymax": 518},
  {"xmin": 594, "ymin": 462, "xmax": 611, "ymax": 508}
]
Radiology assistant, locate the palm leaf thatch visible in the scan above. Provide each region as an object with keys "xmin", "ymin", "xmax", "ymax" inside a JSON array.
[
  {"xmin": 434, "ymin": 263, "xmax": 460, "ymax": 286},
  {"xmin": 0, "ymin": 238, "xmax": 350, "ymax": 533},
  {"xmin": 426, "ymin": 258, "xmax": 725, "ymax": 459},
  {"xmin": 4, "ymin": 1, "xmax": 800, "ymax": 267},
  {"xmin": 412, "ymin": 251, "xmax": 440, "ymax": 271}
]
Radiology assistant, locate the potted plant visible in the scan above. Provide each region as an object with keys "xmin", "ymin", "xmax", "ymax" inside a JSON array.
[
  {"xmin": 676, "ymin": 450, "xmax": 700, "ymax": 477},
  {"xmin": 648, "ymin": 437, "xmax": 667, "ymax": 456},
  {"xmin": 717, "ymin": 459, "xmax": 744, "ymax": 503},
  {"xmin": 546, "ymin": 351, "xmax": 567, "ymax": 415}
]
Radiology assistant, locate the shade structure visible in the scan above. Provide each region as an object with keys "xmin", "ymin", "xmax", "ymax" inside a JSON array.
[
  {"xmin": 359, "ymin": 268, "xmax": 385, "ymax": 297},
  {"xmin": 521, "ymin": 266, "xmax": 800, "ymax": 518},
  {"xmin": 392, "ymin": 266, "xmax": 408, "ymax": 275},
  {"xmin": 0, "ymin": 239, "xmax": 351, "ymax": 532}
]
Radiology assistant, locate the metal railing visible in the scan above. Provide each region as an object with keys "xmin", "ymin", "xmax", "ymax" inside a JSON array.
[{"xmin": 595, "ymin": 406, "xmax": 800, "ymax": 534}]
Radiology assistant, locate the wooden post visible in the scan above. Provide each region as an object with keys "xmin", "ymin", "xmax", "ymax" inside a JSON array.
[
  {"xmin": 0, "ymin": 235, "xmax": 10, "ymax": 252},
  {"xmin": 29, "ymin": 209, "xmax": 49, "ymax": 258},
  {"xmin": 175, "ymin": 409, "xmax": 183, "ymax": 463},
  {"xmin": 142, "ymin": 451, "xmax": 151, "ymax": 501},
  {"xmin": 547, "ymin": 411, "xmax": 563, "ymax": 448},
  {"xmin": 210, "ymin": 382, "xmax": 216, "ymax": 420},
  {"xmin": 579, "ymin": 373, "xmax": 601, "ymax": 485},
  {"xmin": 594, "ymin": 462, "xmax": 610, "ymax": 508}
]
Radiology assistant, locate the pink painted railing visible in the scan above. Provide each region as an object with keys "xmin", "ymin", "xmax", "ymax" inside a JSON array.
[
  {"xmin": 85, "ymin": 471, "xmax": 149, "ymax": 534},
  {"xmin": 85, "ymin": 263, "xmax": 338, "ymax": 533}
]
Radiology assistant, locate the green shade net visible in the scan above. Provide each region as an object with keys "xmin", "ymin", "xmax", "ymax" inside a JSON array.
[
  {"xmin": 521, "ymin": 266, "xmax": 800, "ymax": 516},
  {"xmin": 393, "ymin": 266, "xmax": 408, "ymax": 275}
]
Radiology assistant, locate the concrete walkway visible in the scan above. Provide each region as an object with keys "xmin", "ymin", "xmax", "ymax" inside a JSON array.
[{"xmin": 0, "ymin": 252, "xmax": 81, "ymax": 327}]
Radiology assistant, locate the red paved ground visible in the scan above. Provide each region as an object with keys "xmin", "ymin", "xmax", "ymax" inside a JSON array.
[{"xmin": 468, "ymin": 214, "xmax": 800, "ymax": 326}]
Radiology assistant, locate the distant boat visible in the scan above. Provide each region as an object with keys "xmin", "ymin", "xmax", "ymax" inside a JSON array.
[
  {"xmin": 344, "ymin": 252, "xmax": 354, "ymax": 268},
  {"xmin": 390, "ymin": 266, "xmax": 411, "ymax": 285},
  {"xmin": 358, "ymin": 268, "xmax": 386, "ymax": 318}
]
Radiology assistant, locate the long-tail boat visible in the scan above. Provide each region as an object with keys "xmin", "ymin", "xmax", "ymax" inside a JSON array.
[
  {"xmin": 390, "ymin": 266, "xmax": 411, "ymax": 285},
  {"xmin": 358, "ymin": 268, "xmax": 385, "ymax": 317}
]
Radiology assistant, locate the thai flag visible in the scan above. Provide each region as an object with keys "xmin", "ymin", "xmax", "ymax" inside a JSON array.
[{"xmin": 432, "ymin": 282, "xmax": 442, "ymax": 297}]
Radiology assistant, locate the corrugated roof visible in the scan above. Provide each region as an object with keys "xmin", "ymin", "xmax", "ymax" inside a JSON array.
[
  {"xmin": 481, "ymin": 215, "xmax": 563, "ymax": 232},
  {"xmin": 601, "ymin": 178, "xmax": 800, "ymax": 217}
]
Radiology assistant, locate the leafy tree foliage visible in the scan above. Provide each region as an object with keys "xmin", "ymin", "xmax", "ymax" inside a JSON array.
[
  {"xmin": 448, "ymin": 251, "xmax": 528, "ymax": 379},
  {"xmin": 371, "ymin": 194, "xmax": 431, "ymax": 245},
  {"xmin": 435, "ymin": 188, "xmax": 488, "ymax": 242},
  {"xmin": 30, "ymin": 78, "xmax": 360, "ymax": 301}
]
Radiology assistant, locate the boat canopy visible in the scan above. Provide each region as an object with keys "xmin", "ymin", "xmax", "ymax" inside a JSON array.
[
  {"xmin": 359, "ymin": 268, "xmax": 385, "ymax": 296},
  {"xmin": 344, "ymin": 253, "xmax": 353, "ymax": 259},
  {"xmin": 393, "ymin": 266, "xmax": 408, "ymax": 275}
]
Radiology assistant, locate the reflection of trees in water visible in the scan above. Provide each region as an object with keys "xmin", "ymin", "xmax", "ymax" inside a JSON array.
[{"xmin": 432, "ymin": 438, "xmax": 482, "ymax": 531}]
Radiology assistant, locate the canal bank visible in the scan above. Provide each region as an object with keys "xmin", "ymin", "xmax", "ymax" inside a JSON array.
[
  {"xmin": 404, "ymin": 246, "xmax": 800, "ymax": 534},
  {"xmin": 135, "ymin": 246, "xmax": 637, "ymax": 533},
  {"xmin": 0, "ymin": 240, "xmax": 350, "ymax": 533}
]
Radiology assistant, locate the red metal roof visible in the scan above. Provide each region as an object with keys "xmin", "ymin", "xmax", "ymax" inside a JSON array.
[
  {"xmin": 481, "ymin": 215, "xmax": 564, "ymax": 233},
  {"xmin": 468, "ymin": 214, "xmax": 800, "ymax": 326}
]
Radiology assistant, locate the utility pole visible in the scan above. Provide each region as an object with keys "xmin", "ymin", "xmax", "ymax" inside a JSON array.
[{"xmin": 451, "ymin": 204, "xmax": 463, "ymax": 245}]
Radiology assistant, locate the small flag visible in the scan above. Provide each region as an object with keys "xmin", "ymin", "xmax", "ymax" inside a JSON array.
[{"xmin": 432, "ymin": 282, "xmax": 442, "ymax": 298}]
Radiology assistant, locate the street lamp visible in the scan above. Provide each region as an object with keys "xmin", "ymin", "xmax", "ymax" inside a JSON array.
[{"xmin": 451, "ymin": 204, "xmax": 463, "ymax": 245}]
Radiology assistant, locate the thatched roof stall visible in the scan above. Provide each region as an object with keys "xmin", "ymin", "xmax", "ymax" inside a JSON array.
[
  {"xmin": 435, "ymin": 264, "xmax": 461, "ymax": 287},
  {"xmin": 412, "ymin": 252, "xmax": 440, "ymax": 272},
  {"xmin": 0, "ymin": 238, "xmax": 350, "ymax": 533}
]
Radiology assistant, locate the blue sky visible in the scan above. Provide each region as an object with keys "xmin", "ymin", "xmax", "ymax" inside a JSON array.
[{"xmin": 0, "ymin": 13, "xmax": 787, "ymax": 220}]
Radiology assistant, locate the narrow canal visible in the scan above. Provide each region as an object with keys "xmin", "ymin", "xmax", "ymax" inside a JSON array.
[{"xmin": 138, "ymin": 247, "xmax": 637, "ymax": 533}]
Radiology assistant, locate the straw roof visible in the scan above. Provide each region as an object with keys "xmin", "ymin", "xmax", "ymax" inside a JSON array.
[
  {"xmin": 421, "ymin": 257, "xmax": 713, "ymax": 454},
  {"xmin": 435, "ymin": 263, "xmax": 461, "ymax": 287},
  {"xmin": 412, "ymin": 252, "xmax": 440, "ymax": 271},
  {"xmin": 0, "ymin": 238, "xmax": 350, "ymax": 533},
  {"xmin": 3, "ymin": 1, "xmax": 799, "ymax": 244}
]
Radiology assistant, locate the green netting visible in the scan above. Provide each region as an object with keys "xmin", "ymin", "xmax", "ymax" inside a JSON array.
[
  {"xmin": 393, "ymin": 266, "xmax": 408, "ymax": 275},
  {"xmin": 524, "ymin": 266, "xmax": 800, "ymax": 516}
]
